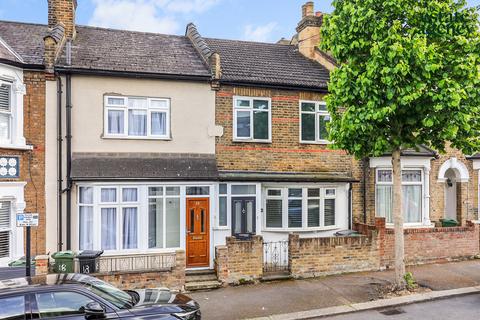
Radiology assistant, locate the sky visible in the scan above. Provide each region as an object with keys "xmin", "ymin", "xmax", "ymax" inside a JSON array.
[{"xmin": 1, "ymin": 0, "xmax": 480, "ymax": 43}]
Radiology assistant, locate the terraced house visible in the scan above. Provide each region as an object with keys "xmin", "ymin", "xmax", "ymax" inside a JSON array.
[{"xmin": 0, "ymin": 0, "xmax": 479, "ymax": 290}]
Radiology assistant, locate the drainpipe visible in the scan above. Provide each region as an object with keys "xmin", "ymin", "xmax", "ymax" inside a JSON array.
[
  {"xmin": 363, "ymin": 158, "xmax": 368, "ymax": 223},
  {"xmin": 56, "ymin": 75, "xmax": 63, "ymax": 252},
  {"xmin": 348, "ymin": 182, "xmax": 353, "ymax": 229},
  {"xmin": 65, "ymin": 73, "xmax": 72, "ymax": 250}
]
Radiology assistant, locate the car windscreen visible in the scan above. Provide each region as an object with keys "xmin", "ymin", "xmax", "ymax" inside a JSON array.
[{"xmin": 82, "ymin": 278, "xmax": 133, "ymax": 309}]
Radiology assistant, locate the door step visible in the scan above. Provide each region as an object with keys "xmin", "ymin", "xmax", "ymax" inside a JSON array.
[{"xmin": 185, "ymin": 270, "xmax": 222, "ymax": 291}]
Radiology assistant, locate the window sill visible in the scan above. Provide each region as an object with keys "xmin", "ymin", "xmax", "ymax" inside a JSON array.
[
  {"xmin": 232, "ymin": 139, "xmax": 272, "ymax": 144},
  {"xmin": 102, "ymin": 135, "xmax": 172, "ymax": 141},
  {"xmin": 98, "ymin": 248, "xmax": 180, "ymax": 257},
  {"xmin": 0, "ymin": 143, "xmax": 33, "ymax": 151},
  {"xmin": 385, "ymin": 223, "xmax": 434, "ymax": 229},
  {"xmin": 263, "ymin": 226, "xmax": 339, "ymax": 233},
  {"xmin": 300, "ymin": 140, "xmax": 332, "ymax": 145},
  {"xmin": 213, "ymin": 227, "xmax": 230, "ymax": 231}
]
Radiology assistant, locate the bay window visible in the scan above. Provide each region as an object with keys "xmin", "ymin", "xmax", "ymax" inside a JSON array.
[
  {"xmin": 265, "ymin": 187, "xmax": 337, "ymax": 230},
  {"xmin": 375, "ymin": 169, "xmax": 423, "ymax": 224},
  {"xmin": 78, "ymin": 185, "xmax": 181, "ymax": 253},
  {"xmin": 300, "ymin": 101, "xmax": 330, "ymax": 143},
  {"xmin": 0, "ymin": 201, "xmax": 12, "ymax": 259},
  {"xmin": 104, "ymin": 96, "xmax": 170, "ymax": 139},
  {"xmin": 233, "ymin": 96, "xmax": 271, "ymax": 142}
]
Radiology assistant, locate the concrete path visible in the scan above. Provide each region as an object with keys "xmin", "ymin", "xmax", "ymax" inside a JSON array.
[
  {"xmin": 190, "ymin": 260, "xmax": 480, "ymax": 320},
  {"xmin": 319, "ymin": 293, "xmax": 480, "ymax": 320}
]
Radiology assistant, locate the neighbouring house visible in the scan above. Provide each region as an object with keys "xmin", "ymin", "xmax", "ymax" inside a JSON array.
[{"xmin": 0, "ymin": 22, "xmax": 47, "ymax": 266}]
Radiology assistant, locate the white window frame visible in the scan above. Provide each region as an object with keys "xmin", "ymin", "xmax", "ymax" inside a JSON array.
[
  {"xmin": 233, "ymin": 96, "xmax": 271, "ymax": 143},
  {"xmin": 0, "ymin": 82, "xmax": 12, "ymax": 145},
  {"xmin": 299, "ymin": 100, "xmax": 331, "ymax": 144},
  {"xmin": 374, "ymin": 168, "xmax": 424, "ymax": 226},
  {"xmin": 263, "ymin": 186, "xmax": 338, "ymax": 232},
  {"xmin": 147, "ymin": 186, "xmax": 181, "ymax": 250},
  {"xmin": 103, "ymin": 95, "xmax": 171, "ymax": 140}
]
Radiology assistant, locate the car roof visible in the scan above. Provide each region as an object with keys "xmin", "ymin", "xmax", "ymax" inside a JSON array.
[{"xmin": 0, "ymin": 274, "xmax": 95, "ymax": 295}]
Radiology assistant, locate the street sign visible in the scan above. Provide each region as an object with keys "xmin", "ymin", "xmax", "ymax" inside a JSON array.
[{"xmin": 16, "ymin": 213, "xmax": 39, "ymax": 227}]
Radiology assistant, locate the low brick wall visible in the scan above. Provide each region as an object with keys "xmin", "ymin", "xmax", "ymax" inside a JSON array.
[
  {"xmin": 95, "ymin": 250, "xmax": 185, "ymax": 291},
  {"xmin": 215, "ymin": 236, "xmax": 263, "ymax": 284},
  {"xmin": 382, "ymin": 222, "xmax": 480, "ymax": 267},
  {"xmin": 36, "ymin": 250, "xmax": 186, "ymax": 292},
  {"xmin": 289, "ymin": 233, "xmax": 380, "ymax": 278},
  {"xmin": 355, "ymin": 218, "xmax": 480, "ymax": 268}
]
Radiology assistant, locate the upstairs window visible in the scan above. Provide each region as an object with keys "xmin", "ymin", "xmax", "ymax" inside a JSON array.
[
  {"xmin": 104, "ymin": 96, "xmax": 170, "ymax": 139},
  {"xmin": 233, "ymin": 96, "xmax": 271, "ymax": 142},
  {"xmin": 300, "ymin": 101, "xmax": 330, "ymax": 143},
  {"xmin": 0, "ymin": 82, "xmax": 12, "ymax": 143}
]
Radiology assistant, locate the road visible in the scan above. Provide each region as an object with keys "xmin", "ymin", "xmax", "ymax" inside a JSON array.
[{"xmin": 320, "ymin": 294, "xmax": 480, "ymax": 320}]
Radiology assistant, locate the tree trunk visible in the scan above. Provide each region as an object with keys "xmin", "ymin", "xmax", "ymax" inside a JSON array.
[{"xmin": 392, "ymin": 149, "xmax": 406, "ymax": 289}]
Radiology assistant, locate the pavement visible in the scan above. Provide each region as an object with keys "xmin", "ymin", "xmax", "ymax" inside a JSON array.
[
  {"xmin": 319, "ymin": 293, "xmax": 480, "ymax": 320},
  {"xmin": 190, "ymin": 260, "xmax": 480, "ymax": 320}
]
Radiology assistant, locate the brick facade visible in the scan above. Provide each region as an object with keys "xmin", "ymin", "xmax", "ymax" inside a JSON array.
[
  {"xmin": 362, "ymin": 147, "xmax": 478, "ymax": 226},
  {"xmin": 215, "ymin": 235, "xmax": 263, "ymax": 284}
]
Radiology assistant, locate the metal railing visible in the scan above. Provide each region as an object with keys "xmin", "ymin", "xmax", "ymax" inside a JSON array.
[
  {"xmin": 263, "ymin": 240, "xmax": 289, "ymax": 273},
  {"xmin": 50, "ymin": 253, "xmax": 177, "ymax": 275}
]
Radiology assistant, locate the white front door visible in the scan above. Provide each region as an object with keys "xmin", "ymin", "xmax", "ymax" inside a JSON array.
[{"xmin": 444, "ymin": 169, "xmax": 457, "ymax": 220}]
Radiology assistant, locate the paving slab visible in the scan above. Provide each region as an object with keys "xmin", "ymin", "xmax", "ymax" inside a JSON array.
[{"xmin": 190, "ymin": 260, "xmax": 480, "ymax": 320}]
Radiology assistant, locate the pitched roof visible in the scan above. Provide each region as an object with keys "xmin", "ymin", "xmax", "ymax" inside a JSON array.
[
  {"xmin": 205, "ymin": 38, "xmax": 330, "ymax": 90},
  {"xmin": 0, "ymin": 21, "xmax": 47, "ymax": 65},
  {"xmin": 56, "ymin": 25, "xmax": 211, "ymax": 78}
]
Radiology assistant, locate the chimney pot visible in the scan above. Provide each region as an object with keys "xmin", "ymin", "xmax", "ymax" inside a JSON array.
[{"xmin": 302, "ymin": 2, "xmax": 314, "ymax": 18}]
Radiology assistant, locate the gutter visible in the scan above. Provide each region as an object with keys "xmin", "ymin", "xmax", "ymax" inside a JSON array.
[
  {"xmin": 219, "ymin": 80, "xmax": 329, "ymax": 93},
  {"xmin": 0, "ymin": 59, "xmax": 45, "ymax": 70},
  {"xmin": 55, "ymin": 67, "xmax": 212, "ymax": 82}
]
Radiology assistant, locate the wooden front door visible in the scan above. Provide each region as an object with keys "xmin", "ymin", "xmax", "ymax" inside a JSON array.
[{"xmin": 186, "ymin": 198, "xmax": 210, "ymax": 268}]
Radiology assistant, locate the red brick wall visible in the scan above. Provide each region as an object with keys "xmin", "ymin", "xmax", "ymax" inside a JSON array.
[
  {"xmin": 355, "ymin": 218, "xmax": 480, "ymax": 268},
  {"xmin": 381, "ymin": 221, "xmax": 480, "ymax": 267},
  {"xmin": 23, "ymin": 71, "xmax": 46, "ymax": 256}
]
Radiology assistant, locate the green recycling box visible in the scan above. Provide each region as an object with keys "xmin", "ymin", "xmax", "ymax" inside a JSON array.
[
  {"xmin": 51, "ymin": 251, "xmax": 75, "ymax": 273},
  {"xmin": 440, "ymin": 219, "xmax": 459, "ymax": 227}
]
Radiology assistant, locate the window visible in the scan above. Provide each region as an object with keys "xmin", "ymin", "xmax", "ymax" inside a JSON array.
[
  {"xmin": 218, "ymin": 184, "xmax": 227, "ymax": 227},
  {"xmin": 0, "ymin": 82, "xmax": 12, "ymax": 143},
  {"xmin": 148, "ymin": 187, "xmax": 181, "ymax": 249},
  {"xmin": 0, "ymin": 296, "xmax": 25, "ymax": 320},
  {"xmin": 78, "ymin": 185, "xmax": 183, "ymax": 252},
  {"xmin": 104, "ymin": 96, "xmax": 170, "ymax": 139},
  {"xmin": 79, "ymin": 188, "xmax": 94, "ymax": 250},
  {"xmin": 265, "ymin": 187, "xmax": 337, "ymax": 230},
  {"xmin": 300, "ymin": 101, "xmax": 330, "ymax": 143},
  {"xmin": 186, "ymin": 186, "xmax": 210, "ymax": 196},
  {"xmin": 0, "ymin": 201, "xmax": 11, "ymax": 259},
  {"xmin": 35, "ymin": 292, "xmax": 94, "ymax": 318},
  {"xmin": 233, "ymin": 96, "xmax": 271, "ymax": 142},
  {"xmin": 375, "ymin": 169, "xmax": 423, "ymax": 224}
]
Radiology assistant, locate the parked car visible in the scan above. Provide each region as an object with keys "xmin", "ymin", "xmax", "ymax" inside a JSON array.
[{"xmin": 0, "ymin": 273, "xmax": 200, "ymax": 319}]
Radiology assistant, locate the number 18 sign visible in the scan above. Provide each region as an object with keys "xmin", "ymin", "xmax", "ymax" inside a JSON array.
[{"xmin": 16, "ymin": 213, "xmax": 39, "ymax": 227}]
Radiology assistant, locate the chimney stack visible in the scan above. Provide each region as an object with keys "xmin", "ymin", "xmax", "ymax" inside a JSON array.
[
  {"xmin": 297, "ymin": 2, "xmax": 323, "ymax": 60},
  {"xmin": 48, "ymin": 0, "xmax": 77, "ymax": 39}
]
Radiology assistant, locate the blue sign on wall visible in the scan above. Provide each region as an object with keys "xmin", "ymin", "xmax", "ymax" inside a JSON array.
[{"xmin": 0, "ymin": 156, "xmax": 19, "ymax": 178}]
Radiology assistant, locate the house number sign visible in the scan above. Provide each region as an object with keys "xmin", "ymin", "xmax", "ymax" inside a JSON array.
[{"xmin": 0, "ymin": 156, "xmax": 19, "ymax": 178}]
